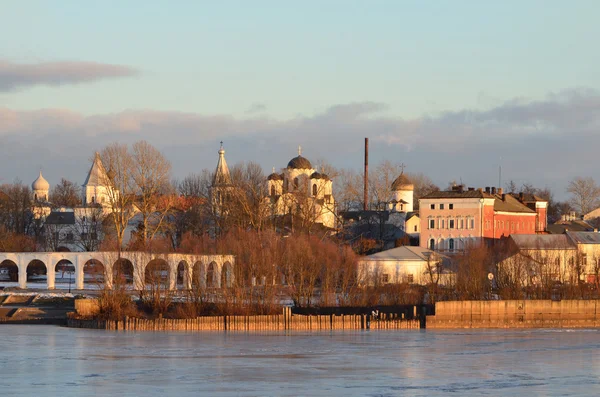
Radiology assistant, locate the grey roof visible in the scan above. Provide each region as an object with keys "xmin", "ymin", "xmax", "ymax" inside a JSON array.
[
  {"xmin": 365, "ymin": 246, "xmax": 437, "ymax": 262},
  {"xmin": 510, "ymin": 234, "xmax": 575, "ymax": 250},
  {"xmin": 566, "ymin": 231, "xmax": 600, "ymax": 244},
  {"xmin": 287, "ymin": 155, "xmax": 312, "ymax": 169},
  {"xmin": 547, "ymin": 220, "xmax": 594, "ymax": 234},
  {"xmin": 406, "ymin": 211, "xmax": 419, "ymax": 221},
  {"xmin": 83, "ymin": 153, "xmax": 109, "ymax": 187},
  {"xmin": 45, "ymin": 211, "xmax": 75, "ymax": 225}
]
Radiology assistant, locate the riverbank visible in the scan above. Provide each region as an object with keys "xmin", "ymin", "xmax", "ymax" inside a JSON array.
[{"xmin": 0, "ymin": 292, "xmax": 76, "ymax": 324}]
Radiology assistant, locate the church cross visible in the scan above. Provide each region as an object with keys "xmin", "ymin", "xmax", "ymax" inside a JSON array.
[{"xmin": 298, "ymin": 145, "xmax": 302, "ymax": 156}]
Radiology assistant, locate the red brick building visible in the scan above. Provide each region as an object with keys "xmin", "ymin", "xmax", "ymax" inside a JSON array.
[{"xmin": 419, "ymin": 186, "xmax": 547, "ymax": 252}]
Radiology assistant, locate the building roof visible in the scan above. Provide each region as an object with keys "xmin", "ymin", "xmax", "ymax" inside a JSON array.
[
  {"xmin": 32, "ymin": 171, "xmax": 50, "ymax": 191},
  {"xmin": 391, "ymin": 172, "xmax": 413, "ymax": 191},
  {"xmin": 509, "ymin": 193, "xmax": 547, "ymax": 203},
  {"xmin": 287, "ymin": 155, "xmax": 313, "ymax": 170},
  {"xmin": 509, "ymin": 234, "xmax": 575, "ymax": 250},
  {"xmin": 493, "ymin": 194, "xmax": 536, "ymax": 213},
  {"xmin": 83, "ymin": 152, "xmax": 110, "ymax": 187},
  {"xmin": 212, "ymin": 144, "xmax": 232, "ymax": 186},
  {"xmin": 565, "ymin": 231, "xmax": 600, "ymax": 244},
  {"xmin": 405, "ymin": 211, "xmax": 419, "ymax": 222},
  {"xmin": 547, "ymin": 220, "xmax": 594, "ymax": 234},
  {"xmin": 365, "ymin": 246, "xmax": 437, "ymax": 262},
  {"xmin": 45, "ymin": 211, "xmax": 75, "ymax": 225},
  {"xmin": 422, "ymin": 190, "xmax": 492, "ymax": 199},
  {"xmin": 267, "ymin": 172, "xmax": 283, "ymax": 181}
]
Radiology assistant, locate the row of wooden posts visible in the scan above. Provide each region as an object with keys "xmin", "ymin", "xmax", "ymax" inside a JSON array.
[{"xmin": 67, "ymin": 307, "xmax": 422, "ymax": 331}]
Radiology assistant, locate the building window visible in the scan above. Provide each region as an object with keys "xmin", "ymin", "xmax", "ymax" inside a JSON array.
[
  {"xmin": 293, "ymin": 177, "xmax": 299, "ymax": 189},
  {"xmin": 429, "ymin": 219, "xmax": 435, "ymax": 229},
  {"xmin": 582, "ymin": 253, "xmax": 588, "ymax": 267},
  {"xmin": 430, "ymin": 204, "xmax": 435, "ymax": 210},
  {"xmin": 414, "ymin": 225, "xmax": 418, "ymax": 232},
  {"xmin": 382, "ymin": 274, "xmax": 389, "ymax": 283},
  {"xmin": 271, "ymin": 185, "xmax": 275, "ymax": 196},
  {"xmin": 404, "ymin": 274, "xmax": 414, "ymax": 283},
  {"xmin": 449, "ymin": 219, "xmax": 455, "ymax": 229},
  {"xmin": 429, "ymin": 239, "xmax": 435, "ymax": 250},
  {"xmin": 449, "ymin": 238, "xmax": 455, "ymax": 251},
  {"xmin": 449, "ymin": 203, "xmax": 454, "ymax": 210},
  {"xmin": 312, "ymin": 184, "xmax": 317, "ymax": 196},
  {"xmin": 440, "ymin": 204, "xmax": 445, "ymax": 210},
  {"xmin": 469, "ymin": 218, "xmax": 475, "ymax": 229}
]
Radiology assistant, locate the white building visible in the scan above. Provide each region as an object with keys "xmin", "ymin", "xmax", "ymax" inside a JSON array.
[
  {"xmin": 266, "ymin": 147, "xmax": 336, "ymax": 229},
  {"xmin": 358, "ymin": 245, "xmax": 451, "ymax": 285}
]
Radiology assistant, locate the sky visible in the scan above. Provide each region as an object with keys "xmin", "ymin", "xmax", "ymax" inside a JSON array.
[{"xmin": 1, "ymin": 0, "xmax": 599, "ymax": 200}]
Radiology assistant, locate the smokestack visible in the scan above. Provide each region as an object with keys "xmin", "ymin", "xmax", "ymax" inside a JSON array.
[{"xmin": 364, "ymin": 137, "xmax": 369, "ymax": 211}]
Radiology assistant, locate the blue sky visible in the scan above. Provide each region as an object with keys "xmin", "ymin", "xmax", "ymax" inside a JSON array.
[{"xmin": 1, "ymin": 1, "xmax": 599, "ymax": 199}]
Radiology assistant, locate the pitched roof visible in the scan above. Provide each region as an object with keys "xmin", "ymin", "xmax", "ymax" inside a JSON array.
[
  {"xmin": 493, "ymin": 194, "xmax": 536, "ymax": 213},
  {"xmin": 45, "ymin": 211, "xmax": 75, "ymax": 225},
  {"xmin": 547, "ymin": 220, "xmax": 594, "ymax": 234},
  {"xmin": 510, "ymin": 234, "xmax": 575, "ymax": 250},
  {"xmin": 365, "ymin": 246, "xmax": 437, "ymax": 262},
  {"xmin": 422, "ymin": 190, "xmax": 492, "ymax": 199},
  {"xmin": 566, "ymin": 231, "xmax": 600, "ymax": 244},
  {"xmin": 83, "ymin": 152, "xmax": 110, "ymax": 187}
]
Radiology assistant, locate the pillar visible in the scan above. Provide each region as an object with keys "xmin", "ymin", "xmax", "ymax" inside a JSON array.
[
  {"xmin": 75, "ymin": 257, "xmax": 84, "ymax": 290},
  {"xmin": 46, "ymin": 258, "xmax": 55, "ymax": 290},
  {"xmin": 215, "ymin": 263, "xmax": 222, "ymax": 288},
  {"xmin": 184, "ymin": 264, "xmax": 192, "ymax": 290},
  {"xmin": 133, "ymin": 262, "xmax": 144, "ymax": 291},
  {"xmin": 169, "ymin": 263, "xmax": 177, "ymax": 291},
  {"xmin": 105, "ymin": 264, "xmax": 113, "ymax": 290},
  {"xmin": 18, "ymin": 259, "xmax": 27, "ymax": 289}
]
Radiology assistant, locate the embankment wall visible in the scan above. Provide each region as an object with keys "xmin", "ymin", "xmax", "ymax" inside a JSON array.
[{"xmin": 427, "ymin": 300, "xmax": 600, "ymax": 329}]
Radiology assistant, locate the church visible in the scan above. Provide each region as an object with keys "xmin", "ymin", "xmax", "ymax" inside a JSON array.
[
  {"xmin": 209, "ymin": 145, "xmax": 337, "ymax": 230},
  {"xmin": 30, "ymin": 153, "xmax": 118, "ymax": 252}
]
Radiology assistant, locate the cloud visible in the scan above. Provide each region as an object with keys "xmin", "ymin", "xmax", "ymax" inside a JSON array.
[
  {"xmin": 0, "ymin": 60, "xmax": 139, "ymax": 92},
  {"xmin": 1, "ymin": 88, "xmax": 599, "ymax": 200}
]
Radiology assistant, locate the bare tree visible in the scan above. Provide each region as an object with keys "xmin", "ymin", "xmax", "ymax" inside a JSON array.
[
  {"xmin": 567, "ymin": 176, "xmax": 600, "ymax": 216},
  {"xmin": 99, "ymin": 143, "xmax": 136, "ymax": 251},
  {"xmin": 49, "ymin": 179, "xmax": 81, "ymax": 208},
  {"xmin": 131, "ymin": 141, "xmax": 174, "ymax": 247}
]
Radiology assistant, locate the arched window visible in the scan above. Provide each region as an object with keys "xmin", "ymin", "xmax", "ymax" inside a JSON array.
[
  {"xmin": 91, "ymin": 196, "xmax": 95, "ymax": 204},
  {"xmin": 34, "ymin": 194, "xmax": 38, "ymax": 201},
  {"xmin": 312, "ymin": 184, "xmax": 317, "ymax": 196},
  {"xmin": 294, "ymin": 177, "xmax": 299, "ymax": 189},
  {"xmin": 271, "ymin": 185, "xmax": 276, "ymax": 196},
  {"xmin": 429, "ymin": 239, "xmax": 435, "ymax": 250},
  {"xmin": 449, "ymin": 238, "xmax": 455, "ymax": 251}
]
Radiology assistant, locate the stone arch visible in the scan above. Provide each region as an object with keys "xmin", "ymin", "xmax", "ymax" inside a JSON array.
[
  {"xmin": 0, "ymin": 259, "xmax": 18, "ymax": 283},
  {"xmin": 83, "ymin": 259, "xmax": 105, "ymax": 286},
  {"xmin": 176, "ymin": 260, "xmax": 189, "ymax": 288},
  {"xmin": 26, "ymin": 259, "xmax": 47, "ymax": 284},
  {"xmin": 192, "ymin": 261, "xmax": 206, "ymax": 289},
  {"xmin": 206, "ymin": 261, "xmax": 218, "ymax": 288},
  {"xmin": 113, "ymin": 258, "xmax": 134, "ymax": 285},
  {"xmin": 145, "ymin": 258, "xmax": 170, "ymax": 287},
  {"xmin": 54, "ymin": 259, "xmax": 75, "ymax": 286},
  {"xmin": 221, "ymin": 261, "xmax": 233, "ymax": 288}
]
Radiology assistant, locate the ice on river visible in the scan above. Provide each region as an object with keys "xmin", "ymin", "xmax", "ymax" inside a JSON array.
[{"xmin": 0, "ymin": 326, "xmax": 599, "ymax": 396}]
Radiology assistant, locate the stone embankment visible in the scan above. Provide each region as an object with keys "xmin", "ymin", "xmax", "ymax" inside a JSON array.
[
  {"xmin": 427, "ymin": 300, "xmax": 600, "ymax": 328},
  {"xmin": 68, "ymin": 304, "xmax": 421, "ymax": 331}
]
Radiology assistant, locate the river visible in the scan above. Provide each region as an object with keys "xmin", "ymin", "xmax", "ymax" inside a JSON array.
[{"xmin": 0, "ymin": 326, "xmax": 598, "ymax": 396}]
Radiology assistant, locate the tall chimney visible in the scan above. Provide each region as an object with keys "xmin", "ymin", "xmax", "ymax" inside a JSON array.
[{"xmin": 364, "ymin": 137, "xmax": 369, "ymax": 211}]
